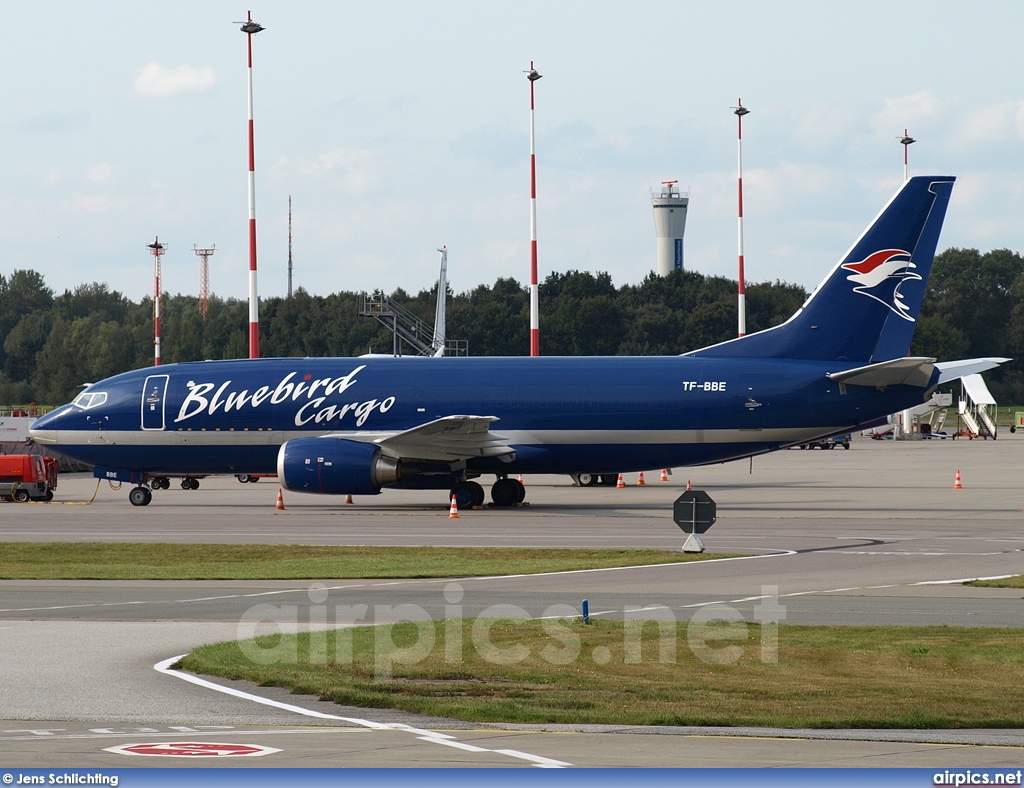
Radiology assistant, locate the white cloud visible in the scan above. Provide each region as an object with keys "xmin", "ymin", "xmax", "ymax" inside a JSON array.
[
  {"xmin": 86, "ymin": 162, "xmax": 113, "ymax": 184},
  {"xmin": 869, "ymin": 90, "xmax": 951, "ymax": 137},
  {"xmin": 71, "ymin": 194, "xmax": 114, "ymax": 214},
  {"xmin": 133, "ymin": 62, "xmax": 216, "ymax": 98},
  {"xmin": 792, "ymin": 101, "xmax": 860, "ymax": 154},
  {"xmin": 954, "ymin": 100, "xmax": 1024, "ymax": 145},
  {"xmin": 273, "ymin": 148, "xmax": 380, "ymax": 195}
]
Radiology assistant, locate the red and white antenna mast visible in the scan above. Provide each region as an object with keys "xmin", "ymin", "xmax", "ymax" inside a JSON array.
[
  {"xmin": 194, "ymin": 245, "xmax": 215, "ymax": 320},
  {"xmin": 287, "ymin": 195, "xmax": 293, "ymax": 298},
  {"xmin": 899, "ymin": 129, "xmax": 915, "ymax": 182},
  {"xmin": 732, "ymin": 99, "xmax": 750, "ymax": 338},
  {"xmin": 241, "ymin": 11, "xmax": 264, "ymax": 358},
  {"xmin": 147, "ymin": 237, "xmax": 166, "ymax": 366},
  {"xmin": 526, "ymin": 62, "xmax": 542, "ymax": 357}
]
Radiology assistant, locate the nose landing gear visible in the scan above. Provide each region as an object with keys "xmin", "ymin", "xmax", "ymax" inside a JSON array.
[{"xmin": 128, "ymin": 486, "xmax": 153, "ymax": 507}]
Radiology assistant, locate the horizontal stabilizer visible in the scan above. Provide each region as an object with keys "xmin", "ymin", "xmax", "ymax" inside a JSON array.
[
  {"xmin": 827, "ymin": 356, "xmax": 936, "ymax": 391},
  {"xmin": 373, "ymin": 415, "xmax": 515, "ymax": 462},
  {"xmin": 936, "ymin": 357, "xmax": 1011, "ymax": 385}
]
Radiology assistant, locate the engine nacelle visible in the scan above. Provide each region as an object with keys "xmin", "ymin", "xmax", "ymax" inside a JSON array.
[{"xmin": 276, "ymin": 438, "xmax": 401, "ymax": 496}]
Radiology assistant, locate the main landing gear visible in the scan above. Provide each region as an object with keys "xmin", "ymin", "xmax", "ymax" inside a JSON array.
[
  {"xmin": 127, "ymin": 476, "xmax": 202, "ymax": 506},
  {"xmin": 574, "ymin": 473, "xmax": 619, "ymax": 487},
  {"xmin": 449, "ymin": 476, "xmax": 525, "ymax": 509}
]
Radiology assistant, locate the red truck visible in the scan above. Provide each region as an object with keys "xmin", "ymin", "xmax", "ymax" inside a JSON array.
[{"xmin": 0, "ymin": 455, "xmax": 59, "ymax": 502}]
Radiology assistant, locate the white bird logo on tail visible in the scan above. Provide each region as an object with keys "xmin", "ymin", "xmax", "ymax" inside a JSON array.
[{"xmin": 840, "ymin": 248, "xmax": 919, "ymax": 321}]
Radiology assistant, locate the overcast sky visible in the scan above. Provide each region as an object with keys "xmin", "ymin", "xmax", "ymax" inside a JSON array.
[{"xmin": 1, "ymin": 1, "xmax": 1022, "ymax": 303}]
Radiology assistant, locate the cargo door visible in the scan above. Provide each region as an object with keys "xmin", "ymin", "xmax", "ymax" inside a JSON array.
[{"xmin": 141, "ymin": 375, "xmax": 170, "ymax": 431}]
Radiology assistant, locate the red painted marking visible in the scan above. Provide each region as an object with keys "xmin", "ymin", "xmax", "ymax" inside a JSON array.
[
  {"xmin": 114, "ymin": 742, "xmax": 272, "ymax": 757},
  {"xmin": 249, "ymin": 321, "xmax": 260, "ymax": 359}
]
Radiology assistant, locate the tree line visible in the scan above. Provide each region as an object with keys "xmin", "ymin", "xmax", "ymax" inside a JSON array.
[{"xmin": 1, "ymin": 247, "xmax": 1021, "ymax": 407}]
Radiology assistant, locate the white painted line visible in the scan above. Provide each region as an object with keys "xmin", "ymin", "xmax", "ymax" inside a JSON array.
[
  {"xmin": 419, "ymin": 736, "xmax": 489, "ymax": 753},
  {"xmin": 915, "ymin": 574, "xmax": 1017, "ymax": 585},
  {"xmin": 470, "ymin": 549, "xmax": 797, "ymax": 582},
  {"xmin": 494, "ymin": 748, "xmax": 574, "ymax": 768},
  {"xmin": 154, "ymin": 655, "xmax": 572, "ymax": 768},
  {"xmin": 0, "ymin": 555, "xmax": 800, "ymax": 615}
]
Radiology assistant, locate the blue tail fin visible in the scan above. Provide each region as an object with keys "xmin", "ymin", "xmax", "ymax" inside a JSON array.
[{"xmin": 689, "ymin": 176, "xmax": 955, "ymax": 362}]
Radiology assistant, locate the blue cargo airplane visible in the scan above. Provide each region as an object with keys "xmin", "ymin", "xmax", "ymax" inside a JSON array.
[{"xmin": 32, "ymin": 176, "xmax": 959, "ymax": 507}]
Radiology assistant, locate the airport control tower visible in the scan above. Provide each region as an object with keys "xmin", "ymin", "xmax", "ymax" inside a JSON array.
[{"xmin": 652, "ymin": 180, "xmax": 689, "ymax": 276}]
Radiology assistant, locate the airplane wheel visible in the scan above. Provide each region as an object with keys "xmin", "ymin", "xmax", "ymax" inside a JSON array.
[
  {"xmin": 514, "ymin": 479, "xmax": 526, "ymax": 504},
  {"xmin": 129, "ymin": 487, "xmax": 152, "ymax": 507},
  {"xmin": 577, "ymin": 473, "xmax": 597, "ymax": 487},
  {"xmin": 189, "ymin": 478, "xmax": 200, "ymax": 490},
  {"xmin": 236, "ymin": 474, "xmax": 252, "ymax": 483},
  {"xmin": 13, "ymin": 489, "xmax": 30, "ymax": 503},
  {"xmin": 600, "ymin": 474, "xmax": 618, "ymax": 487},
  {"xmin": 451, "ymin": 481, "xmax": 485, "ymax": 509},
  {"xmin": 180, "ymin": 478, "xmax": 192, "ymax": 490},
  {"xmin": 490, "ymin": 478, "xmax": 520, "ymax": 507},
  {"xmin": 248, "ymin": 476, "xmax": 260, "ymax": 483}
]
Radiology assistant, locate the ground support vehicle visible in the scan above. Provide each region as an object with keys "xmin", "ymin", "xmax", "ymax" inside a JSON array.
[{"xmin": 0, "ymin": 454, "xmax": 58, "ymax": 502}]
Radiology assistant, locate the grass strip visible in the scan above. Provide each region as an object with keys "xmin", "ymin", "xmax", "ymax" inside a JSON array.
[
  {"xmin": 0, "ymin": 543, "xmax": 723, "ymax": 580},
  {"xmin": 182, "ymin": 620, "xmax": 1024, "ymax": 728},
  {"xmin": 966, "ymin": 575, "xmax": 1024, "ymax": 589}
]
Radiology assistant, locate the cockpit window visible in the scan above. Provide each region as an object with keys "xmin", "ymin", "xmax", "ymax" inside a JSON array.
[{"xmin": 73, "ymin": 391, "xmax": 108, "ymax": 410}]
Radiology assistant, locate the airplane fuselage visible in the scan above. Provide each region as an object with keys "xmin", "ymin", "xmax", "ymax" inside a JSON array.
[{"xmin": 31, "ymin": 354, "xmax": 932, "ymax": 481}]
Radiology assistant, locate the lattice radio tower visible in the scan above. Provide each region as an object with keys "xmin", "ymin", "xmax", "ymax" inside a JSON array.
[{"xmin": 194, "ymin": 245, "xmax": 215, "ymax": 320}]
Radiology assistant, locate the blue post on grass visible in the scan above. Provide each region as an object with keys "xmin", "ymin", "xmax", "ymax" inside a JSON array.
[{"xmin": 582, "ymin": 599, "xmax": 590, "ymax": 625}]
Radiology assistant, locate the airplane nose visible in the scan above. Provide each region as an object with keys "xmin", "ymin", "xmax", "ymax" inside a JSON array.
[{"xmin": 28, "ymin": 408, "xmax": 61, "ymax": 444}]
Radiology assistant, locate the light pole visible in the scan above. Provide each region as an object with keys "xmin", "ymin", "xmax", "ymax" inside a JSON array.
[
  {"xmin": 241, "ymin": 12, "xmax": 264, "ymax": 358},
  {"xmin": 899, "ymin": 129, "xmax": 915, "ymax": 182},
  {"xmin": 147, "ymin": 237, "xmax": 166, "ymax": 366},
  {"xmin": 526, "ymin": 62, "xmax": 542, "ymax": 357},
  {"xmin": 732, "ymin": 99, "xmax": 750, "ymax": 338}
]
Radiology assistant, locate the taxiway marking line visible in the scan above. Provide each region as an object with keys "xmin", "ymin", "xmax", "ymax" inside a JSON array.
[
  {"xmin": 154, "ymin": 655, "xmax": 572, "ymax": 768},
  {"xmin": 0, "ymin": 553, "xmax": 796, "ymax": 614}
]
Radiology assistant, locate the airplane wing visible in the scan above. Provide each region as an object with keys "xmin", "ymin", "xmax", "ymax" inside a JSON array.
[
  {"xmin": 827, "ymin": 356, "xmax": 936, "ymax": 392},
  {"xmin": 935, "ymin": 357, "xmax": 1011, "ymax": 384},
  {"xmin": 371, "ymin": 415, "xmax": 515, "ymax": 462}
]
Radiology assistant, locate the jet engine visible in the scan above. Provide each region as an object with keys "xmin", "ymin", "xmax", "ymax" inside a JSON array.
[{"xmin": 277, "ymin": 438, "xmax": 401, "ymax": 495}]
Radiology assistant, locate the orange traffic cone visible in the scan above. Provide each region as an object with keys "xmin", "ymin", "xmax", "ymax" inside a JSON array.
[
  {"xmin": 449, "ymin": 494, "xmax": 460, "ymax": 518},
  {"xmin": 344, "ymin": 494, "xmax": 354, "ymax": 505},
  {"xmin": 275, "ymin": 488, "xmax": 285, "ymax": 511},
  {"xmin": 637, "ymin": 471, "xmax": 646, "ymax": 486},
  {"xmin": 518, "ymin": 473, "xmax": 524, "ymax": 484},
  {"xmin": 686, "ymin": 479, "xmax": 692, "ymax": 492},
  {"xmin": 616, "ymin": 473, "xmax": 625, "ymax": 488},
  {"xmin": 954, "ymin": 469, "xmax": 963, "ymax": 489},
  {"xmin": 660, "ymin": 468, "xmax": 669, "ymax": 482}
]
